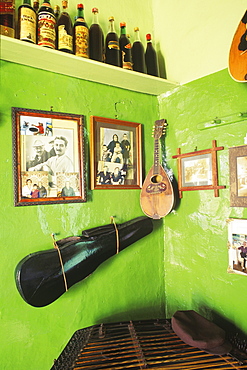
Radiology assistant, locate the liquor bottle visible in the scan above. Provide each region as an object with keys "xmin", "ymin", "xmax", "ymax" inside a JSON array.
[
  {"xmin": 17, "ymin": 0, "xmax": 37, "ymax": 44},
  {"xmin": 0, "ymin": 0, "xmax": 15, "ymax": 37},
  {"xmin": 119, "ymin": 22, "xmax": 132, "ymax": 70},
  {"xmin": 73, "ymin": 3, "xmax": 89, "ymax": 58},
  {"xmin": 33, "ymin": 0, "xmax": 39, "ymax": 13},
  {"xmin": 89, "ymin": 7, "xmax": 104, "ymax": 62},
  {"xmin": 53, "ymin": 4, "xmax": 59, "ymax": 19},
  {"xmin": 38, "ymin": 0, "xmax": 56, "ymax": 48},
  {"xmin": 145, "ymin": 33, "xmax": 160, "ymax": 77},
  {"xmin": 56, "ymin": 0, "xmax": 73, "ymax": 53},
  {"xmin": 131, "ymin": 27, "xmax": 146, "ymax": 73},
  {"xmin": 105, "ymin": 16, "xmax": 120, "ymax": 67}
]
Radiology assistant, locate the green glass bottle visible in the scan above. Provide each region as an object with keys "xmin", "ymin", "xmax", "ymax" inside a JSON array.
[
  {"xmin": 38, "ymin": 0, "xmax": 56, "ymax": 48},
  {"xmin": 17, "ymin": 0, "xmax": 37, "ymax": 43},
  {"xmin": 73, "ymin": 3, "xmax": 89, "ymax": 58}
]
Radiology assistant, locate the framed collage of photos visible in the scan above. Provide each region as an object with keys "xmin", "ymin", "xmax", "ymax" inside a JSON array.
[
  {"xmin": 12, "ymin": 107, "xmax": 86, "ymax": 206},
  {"xmin": 90, "ymin": 116, "xmax": 142, "ymax": 189}
]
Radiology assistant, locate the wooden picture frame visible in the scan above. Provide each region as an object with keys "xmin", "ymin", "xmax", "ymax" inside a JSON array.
[
  {"xmin": 12, "ymin": 107, "xmax": 86, "ymax": 206},
  {"xmin": 229, "ymin": 145, "xmax": 247, "ymax": 207},
  {"xmin": 172, "ymin": 140, "xmax": 225, "ymax": 198},
  {"xmin": 90, "ymin": 116, "xmax": 142, "ymax": 189}
]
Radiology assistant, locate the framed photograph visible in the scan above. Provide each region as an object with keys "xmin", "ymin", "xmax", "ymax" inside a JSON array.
[
  {"xmin": 90, "ymin": 116, "xmax": 142, "ymax": 189},
  {"xmin": 227, "ymin": 218, "xmax": 247, "ymax": 275},
  {"xmin": 12, "ymin": 107, "xmax": 86, "ymax": 206},
  {"xmin": 172, "ymin": 140, "xmax": 225, "ymax": 198},
  {"xmin": 229, "ymin": 145, "xmax": 247, "ymax": 207}
]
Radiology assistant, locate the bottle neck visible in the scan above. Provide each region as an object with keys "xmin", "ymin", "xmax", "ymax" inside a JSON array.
[
  {"xmin": 92, "ymin": 11, "xmax": 99, "ymax": 24},
  {"xmin": 108, "ymin": 19, "xmax": 115, "ymax": 33},
  {"xmin": 120, "ymin": 26, "xmax": 126, "ymax": 36},
  {"xmin": 77, "ymin": 7, "xmax": 84, "ymax": 19},
  {"xmin": 134, "ymin": 29, "xmax": 141, "ymax": 42},
  {"xmin": 23, "ymin": 0, "xmax": 31, "ymax": 5}
]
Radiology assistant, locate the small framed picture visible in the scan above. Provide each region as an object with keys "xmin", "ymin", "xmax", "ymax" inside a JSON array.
[
  {"xmin": 229, "ymin": 145, "xmax": 247, "ymax": 207},
  {"xmin": 90, "ymin": 116, "xmax": 142, "ymax": 189},
  {"xmin": 172, "ymin": 140, "xmax": 225, "ymax": 198},
  {"xmin": 12, "ymin": 107, "xmax": 86, "ymax": 206},
  {"xmin": 227, "ymin": 218, "xmax": 247, "ymax": 275}
]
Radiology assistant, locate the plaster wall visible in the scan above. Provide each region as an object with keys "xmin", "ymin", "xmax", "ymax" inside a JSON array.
[
  {"xmin": 159, "ymin": 69, "xmax": 247, "ymax": 332},
  {"xmin": 0, "ymin": 60, "xmax": 163, "ymax": 369}
]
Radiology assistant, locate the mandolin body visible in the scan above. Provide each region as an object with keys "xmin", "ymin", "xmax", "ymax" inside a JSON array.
[
  {"xmin": 15, "ymin": 216, "xmax": 153, "ymax": 307},
  {"xmin": 140, "ymin": 164, "xmax": 174, "ymax": 219}
]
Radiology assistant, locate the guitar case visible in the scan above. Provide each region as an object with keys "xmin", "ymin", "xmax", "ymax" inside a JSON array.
[{"xmin": 15, "ymin": 216, "xmax": 153, "ymax": 307}]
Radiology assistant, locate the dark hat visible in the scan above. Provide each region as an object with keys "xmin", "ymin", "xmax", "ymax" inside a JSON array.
[{"xmin": 171, "ymin": 310, "xmax": 232, "ymax": 355}]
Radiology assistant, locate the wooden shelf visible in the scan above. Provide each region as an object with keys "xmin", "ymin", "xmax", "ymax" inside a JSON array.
[{"xmin": 0, "ymin": 35, "xmax": 179, "ymax": 96}]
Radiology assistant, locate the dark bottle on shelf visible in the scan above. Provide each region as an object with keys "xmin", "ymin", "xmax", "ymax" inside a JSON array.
[
  {"xmin": 89, "ymin": 7, "xmax": 104, "ymax": 62},
  {"xmin": 53, "ymin": 4, "xmax": 60, "ymax": 19},
  {"xmin": 105, "ymin": 16, "xmax": 120, "ymax": 67},
  {"xmin": 131, "ymin": 27, "xmax": 146, "ymax": 73},
  {"xmin": 17, "ymin": 0, "xmax": 37, "ymax": 44},
  {"xmin": 119, "ymin": 22, "xmax": 132, "ymax": 70},
  {"xmin": 73, "ymin": 3, "xmax": 89, "ymax": 58},
  {"xmin": 145, "ymin": 33, "xmax": 159, "ymax": 77},
  {"xmin": 56, "ymin": 0, "xmax": 73, "ymax": 53},
  {"xmin": 0, "ymin": 0, "xmax": 15, "ymax": 37},
  {"xmin": 37, "ymin": 0, "xmax": 56, "ymax": 48},
  {"xmin": 33, "ymin": 0, "xmax": 39, "ymax": 13}
]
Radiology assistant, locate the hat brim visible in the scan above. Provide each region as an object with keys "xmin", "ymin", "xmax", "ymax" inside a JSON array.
[{"xmin": 200, "ymin": 340, "xmax": 232, "ymax": 355}]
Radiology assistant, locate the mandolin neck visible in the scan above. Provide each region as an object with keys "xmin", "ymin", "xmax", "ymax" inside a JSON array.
[{"xmin": 153, "ymin": 138, "xmax": 160, "ymax": 175}]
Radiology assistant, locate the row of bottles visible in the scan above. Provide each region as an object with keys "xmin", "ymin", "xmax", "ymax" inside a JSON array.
[{"xmin": 0, "ymin": 0, "xmax": 160, "ymax": 77}]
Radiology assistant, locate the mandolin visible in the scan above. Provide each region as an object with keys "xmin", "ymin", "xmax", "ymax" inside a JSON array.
[
  {"xmin": 140, "ymin": 119, "xmax": 174, "ymax": 219},
  {"xmin": 229, "ymin": 9, "xmax": 247, "ymax": 82}
]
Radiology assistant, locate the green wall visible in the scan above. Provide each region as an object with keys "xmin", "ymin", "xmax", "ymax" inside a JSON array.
[
  {"xmin": 0, "ymin": 60, "xmax": 164, "ymax": 369},
  {"xmin": 160, "ymin": 69, "xmax": 247, "ymax": 331}
]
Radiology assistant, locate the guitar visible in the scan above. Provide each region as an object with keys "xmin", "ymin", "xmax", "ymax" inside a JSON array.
[
  {"xmin": 140, "ymin": 119, "xmax": 174, "ymax": 219},
  {"xmin": 229, "ymin": 10, "xmax": 247, "ymax": 82}
]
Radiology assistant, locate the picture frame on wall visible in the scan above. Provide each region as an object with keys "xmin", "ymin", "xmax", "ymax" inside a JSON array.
[
  {"xmin": 172, "ymin": 140, "xmax": 225, "ymax": 198},
  {"xmin": 229, "ymin": 145, "xmax": 247, "ymax": 207},
  {"xmin": 227, "ymin": 218, "xmax": 247, "ymax": 275},
  {"xmin": 90, "ymin": 116, "xmax": 142, "ymax": 189},
  {"xmin": 12, "ymin": 107, "xmax": 86, "ymax": 206}
]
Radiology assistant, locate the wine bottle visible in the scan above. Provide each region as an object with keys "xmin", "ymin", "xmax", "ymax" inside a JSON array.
[
  {"xmin": 145, "ymin": 33, "xmax": 160, "ymax": 77},
  {"xmin": 131, "ymin": 27, "xmax": 146, "ymax": 73},
  {"xmin": 0, "ymin": 0, "xmax": 15, "ymax": 37},
  {"xmin": 105, "ymin": 16, "xmax": 120, "ymax": 67},
  {"xmin": 73, "ymin": 3, "xmax": 89, "ymax": 58},
  {"xmin": 17, "ymin": 0, "xmax": 37, "ymax": 44},
  {"xmin": 119, "ymin": 22, "xmax": 132, "ymax": 70},
  {"xmin": 89, "ymin": 7, "xmax": 104, "ymax": 62},
  {"xmin": 33, "ymin": 0, "xmax": 39, "ymax": 13},
  {"xmin": 53, "ymin": 4, "xmax": 59, "ymax": 19},
  {"xmin": 37, "ymin": 0, "xmax": 56, "ymax": 48},
  {"xmin": 56, "ymin": 0, "xmax": 73, "ymax": 53}
]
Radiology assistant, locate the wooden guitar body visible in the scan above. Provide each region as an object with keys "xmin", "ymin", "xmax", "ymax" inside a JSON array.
[
  {"xmin": 229, "ymin": 10, "xmax": 247, "ymax": 82},
  {"xmin": 140, "ymin": 164, "xmax": 174, "ymax": 219}
]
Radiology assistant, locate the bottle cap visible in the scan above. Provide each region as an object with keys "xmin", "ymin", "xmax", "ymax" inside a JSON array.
[
  {"xmin": 92, "ymin": 7, "xmax": 98, "ymax": 13},
  {"xmin": 120, "ymin": 22, "xmax": 126, "ymax": 27},
  {"xmin": 109, "ymin": 16, "xmax": 114, "ymax": 21},
  {"xmin": 54, "ymin": 5, "xmax": 60, "ymax": 11},
  {"xmin": 146, "ymin": 33, "xmax": 152, "ymax": 41},
  {"xmin": 77, "ymin": 3, "xmax": 83, "ymax": 9},
  {"xmin": 62, "ymin": 0, "xmax": 67, "ymax": 9},
  {"xmin": 134, "ymin": 27, "xmax": 139, "ymax": 32}
]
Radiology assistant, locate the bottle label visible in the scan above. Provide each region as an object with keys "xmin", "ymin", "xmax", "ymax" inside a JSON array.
[
  {"xmin": 20, "ymin": 7, "xmax": 36, "ymax": 43},
  {"xmin": 38, "ymin": 12, "xmax": 56, "ymax": 48},
  {"xmin": 0, "ymin": 0, "xmax": 15, "ymax": 14},
  {"xmin": 108, "ymin": 40, "xmax": 120, "ymax": 50},
  {"xmin": 123, "ymin": 61, "xmax": 133, "ymax": 70},
  {"xmin": 58, "ymin": 25, "xmax": 72, "ymax": 51},
  {"xmin": 75, "ymin": 25, "xmax": 89, "ymax": 58},
  {"xmin": 124, "ymin": 43, "xmax": 131, "ymax": 49},
  {"xmin": 0, "ymin": 24, "xmax": 14, "ymax": 37}
]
